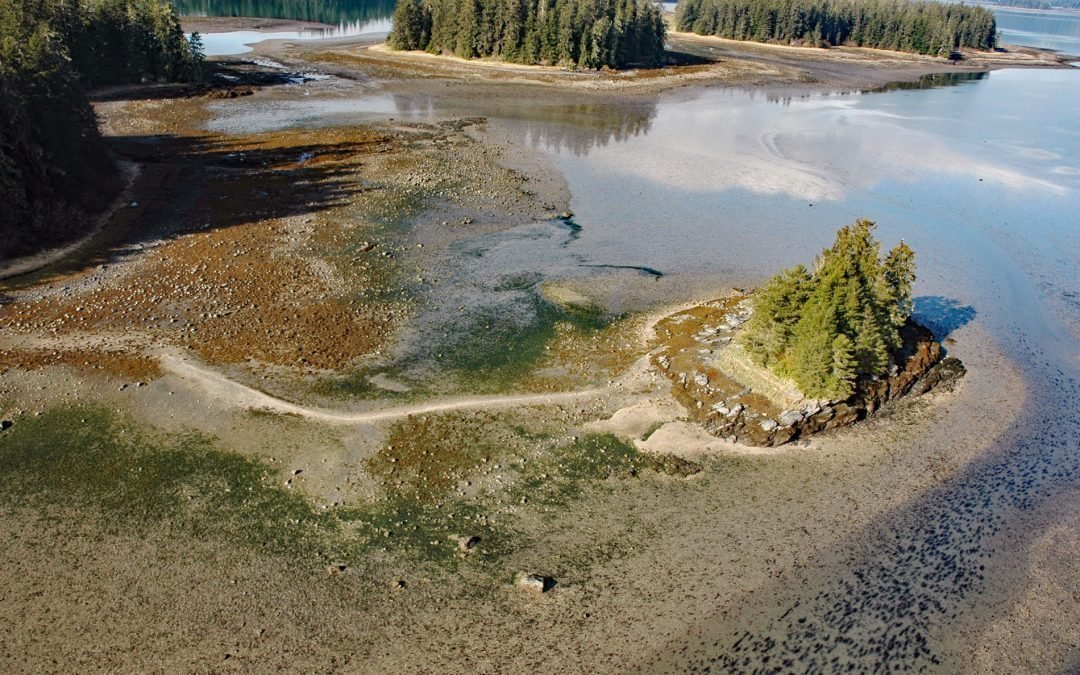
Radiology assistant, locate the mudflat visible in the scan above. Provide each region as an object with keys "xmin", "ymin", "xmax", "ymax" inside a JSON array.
[{"xmin": 0, "ymin": 33, "xmax": 1076, "ymax": 674}]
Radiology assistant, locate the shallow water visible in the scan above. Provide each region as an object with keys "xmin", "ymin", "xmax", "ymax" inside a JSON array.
[
  {"xmin": 359, "ymin": 70, "xmax": 1080, "ymax": 351},
  {"xmin": 502, "ymin": 68, "xmax": 1078, "ymax": 670},
  {"xmin": 180, "ymin": 0, "xmax": 395, "ymax": 55},
  {"xmin": 195, "ymin": 19, "xmax": 391, "ymax": 56},
  {"xmin": 992, "ymin": 6, "xmax": 1080, "ymax": 54}
]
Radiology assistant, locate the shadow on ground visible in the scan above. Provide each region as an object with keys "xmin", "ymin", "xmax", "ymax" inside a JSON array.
[
  {"xmin": 1, "ymin": 129, "xmax": 390, "ymax": 289},
  {"xmin": 913, "ymin": 296, "xmax": 977, "ymax": 339}
]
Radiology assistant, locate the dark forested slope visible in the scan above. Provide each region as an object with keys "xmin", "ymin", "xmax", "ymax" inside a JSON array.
[
  {"xmin": 0, "ymin": 0, "xmax": 201, "ymax": 261},
  {"xmin": 675, "ymin": 0, "xmax": 998, "ymax": 55}
]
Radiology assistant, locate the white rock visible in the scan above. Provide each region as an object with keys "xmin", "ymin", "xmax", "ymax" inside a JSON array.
[
  {"xmin": 779, "ymin": 410, "xmax": 803, "ymax": 427},
  {"xmin": 515, "ymin": 572, "xmax": 554, "ymax": 593}
]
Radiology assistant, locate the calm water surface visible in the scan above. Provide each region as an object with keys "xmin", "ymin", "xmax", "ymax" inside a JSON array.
[
  {"xmin": 990, "ymin": 5, "xmax": 1080, "ymax": 54},
  {"xmin": 176, "ymin": 0, "xmax": 394, "ymax": 55}
]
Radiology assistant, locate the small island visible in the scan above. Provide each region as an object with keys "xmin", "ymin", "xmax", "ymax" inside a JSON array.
[
  {"xmin": 388, "ymin": 0, "xmax": 667, "ymax": 69},
  {"xmin": 652, "ymin": 220, "xmax": 965, "ymax": 446},
  {"xmin": 676, "ymin": 0, "xmax": 999, "ymax": 56},
  {"xmin": 383, "ymin": 0, "xmax": 1005, "ymax": 73}
]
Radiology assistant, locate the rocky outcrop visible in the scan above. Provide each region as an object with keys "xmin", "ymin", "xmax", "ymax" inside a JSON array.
[{"xmin": 652, "ymin": 297, "xmax": 965, "ymax": 447}]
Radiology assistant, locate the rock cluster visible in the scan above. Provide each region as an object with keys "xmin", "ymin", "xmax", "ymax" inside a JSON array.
[{"xmin": 653, "ymin": 297, "xmax": 964, "ymax": 447}]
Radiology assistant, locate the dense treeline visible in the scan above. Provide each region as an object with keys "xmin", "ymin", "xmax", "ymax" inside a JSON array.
[
  {"xmin": 676, "ymin": 0, "xmax": 998, "ymax": 55},
  {"xmin": 388, "ymin": 0, "xmax": 667, "ymax": 68},
  {"xmin": 741, "ymin": 220, "xmax": 916, "ymax": 399},
  {"xmin": 172, "ymin": 0, "xmax": 397, "ymax": 25},
  {"xmin": 0, "ymin": 0, "xmax": 200, "ymax": 260}
]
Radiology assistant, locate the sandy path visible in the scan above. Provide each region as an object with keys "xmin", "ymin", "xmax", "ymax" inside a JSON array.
[
  {"xmin": 0, "ymin": 162, "xmax": 141, "ymax": 281},
  {"xmin": 160, "ymin": 351, "xmax": 610, "ymax": 424}
]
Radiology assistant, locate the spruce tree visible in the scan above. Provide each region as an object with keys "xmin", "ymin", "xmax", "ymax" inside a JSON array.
[
  {"xmin": 675, "ymin": 0, "xmax": 997, "ymax": 56},
  {"xmin": 830, "ymin": 333, "xmax": 857, "ymax": 398},
  {"xmin": 742, "ymin": 264, "xmax": 811, "ymax": 367},
  {"xmin": 789, "ymin": 297, "xmax": 841, "ymax": 398},
  {"xmin": 387, "ymin": 0, "xmax": 665, "ymax": 68},
  {"xmin": 741, "ymin": 219, "xmax": 918, "ymax": 399}
]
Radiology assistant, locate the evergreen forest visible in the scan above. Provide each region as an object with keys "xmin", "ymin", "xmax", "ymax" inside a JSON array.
[
  {"xmin": 675, "ymin": 0, "xmax": 999, "ymax": 55},
  {"xmin": 0, "ymin": 0, "xmax": 201, "ymax": 260},
  {"xmin": 741, "ymin": 220, "xmax": 916, "ymax": 399},
  {"xmin": 388, "ymin": 0, "xmax": 667, "ymax": 68}
]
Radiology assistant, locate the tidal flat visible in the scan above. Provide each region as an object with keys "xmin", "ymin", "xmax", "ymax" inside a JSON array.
[{"xmin": 0, "ymin": 28, "xmax": 1077, "ymax": 673}]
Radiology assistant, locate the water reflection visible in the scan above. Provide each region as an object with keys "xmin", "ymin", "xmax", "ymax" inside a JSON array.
[
  {"xmin": 870, "ymin": 70, "xmax": 989, "ymax": 92},
  {"xmin": 209, "ymin": 88, "xmax": 657, "ymax": 154},
  {"xmin": 178, "ymin": 0, "xmax": 396, "ymax": 55},
  {"xmin": 991, "ymin": 6, "xmax": 1080, "ymax": 53},
  {"xmin": 391, "ymin": 94, "xmax": 657, "ymax": 156},
  {"xmin": 175, "ymin": 0, "xmax": 395, "ymax": 25},
  {"xmin": 726, "ymin": 73, "xmax": 990, "ymax": 108},
  {"xmin": 197, "ymin": 20, "xmax": 392, "ymax": 55}
]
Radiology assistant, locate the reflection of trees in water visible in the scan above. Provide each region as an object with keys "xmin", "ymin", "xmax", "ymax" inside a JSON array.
[
  {"xmin": 174, "ymin": 0, "xmax": 395, "ymax": 25},
  {"xmin": 760, "ymin": 72, "xmax": 990, "ymax": 106},
  {"xmin": 874, "ymin": 71, "xmax": 989, "ymax": 92},
  {"xmin": 515, "ymin": 102, "xmax": 657, "ymax": 156},
  {"xmin": 390, "ymin": 94, "xmax": 657, "ymax": 156}
]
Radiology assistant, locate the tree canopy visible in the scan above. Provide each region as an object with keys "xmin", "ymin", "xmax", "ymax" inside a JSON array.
[
  {"xmin": 741, "ymin": 219, "xmax": 916, "ymax": 399},
  {"xmin": 0, "ymin": 0, "xmax": 201, "ymax": 260},
  {"xmin": 676, "ymin": 0, "xmax": 998, "ymax": 56},
  {"xmin": 388, "ymin": 0, "xmax": 667, "ymax": 69}
]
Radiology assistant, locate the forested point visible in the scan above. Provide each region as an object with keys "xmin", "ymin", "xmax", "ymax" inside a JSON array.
[
  {"xmin": 387, "ymin": 0, "xmax": 667, "ymax": 69},
  {"xmin": 1, "ymin": 0, "xmax": 202, "ymax": 261},
  {"xmin": 741, "ymin": 219, "xmax": 917, "ymax": 399},
  {"xmin": 675, "ymin": 0, "xmax": 998, "ymax": 56}
]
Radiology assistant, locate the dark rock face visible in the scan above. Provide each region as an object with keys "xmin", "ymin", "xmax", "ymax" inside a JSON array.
[
  {"xmin": 786, "ymin": 321, "xmax": 966, "ymax": 442},
  {"xmin": 654, "ymin": 300, "xmax": 965, "ymax": 447}
]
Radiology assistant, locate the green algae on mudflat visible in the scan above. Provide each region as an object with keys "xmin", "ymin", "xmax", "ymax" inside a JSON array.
[
  {"xmin": 0, "ymin": 407, "xmax": 329, "ymax": 557},
  {"xmin": 436, "ymin": 296, "xmax": 613, "ymax": 389},
  {"xmin": 0, "ymin": 407, "xmax": 496, "ymax": 566}
]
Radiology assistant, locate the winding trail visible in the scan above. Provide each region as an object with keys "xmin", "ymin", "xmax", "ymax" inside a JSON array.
[
  {"xmin": 160, "ymin": 351, "xmax": 612, "ymax": 424},
  {"xmin": 0, "ymin": 162, "xmax": 141, "ymax": 281}
]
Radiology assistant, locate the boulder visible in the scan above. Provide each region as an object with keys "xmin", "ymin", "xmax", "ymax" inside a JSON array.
[
  {"xmin": 778, "ymin": 409, "xmax": 803, "ymax": 427},
  {"xmin": 515, "ymin": 572, "xmax": 556, "ymax": 593}
]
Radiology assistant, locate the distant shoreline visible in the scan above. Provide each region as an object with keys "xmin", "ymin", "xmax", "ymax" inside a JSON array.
[
  {"xmin": 181, "ymin": 16, "xmax": 337, "ymax": 34},
  {"xmin": 247, "ymin": 28, "xmax": 1074, "ymax": 95},
  {"xmin": 183, "ymin": 10, "xmax": 1075, "ymax": 92}
]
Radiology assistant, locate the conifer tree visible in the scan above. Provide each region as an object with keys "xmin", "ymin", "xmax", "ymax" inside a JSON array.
[
  {"xmin": 741, "ymin": 220, "xmax": 918, "ymax": 399},
  {"xmin": 789, "ymin": 297, "xmax": 841, "ymax": 398},
  {"xmin": 830, "ymin": 333, "xmax": 857, "ymax": 398},
  {"xmin": 1, "ymin": 0, "xmax": 201, "ymax": 260},
  {"xmin": 854, "ymin": 305, "xmax": 890, "ymax": 376},
  {"xmin": 742, "ymin": 264, "xmax": 811, "ymax": 367},
  {"xmin": 675, "ymin": 0, "xmax": 997, "ymax": 56},
  {"xmin": 386, "ymin": 0, "xmax": 665, "ymax": 68}
]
